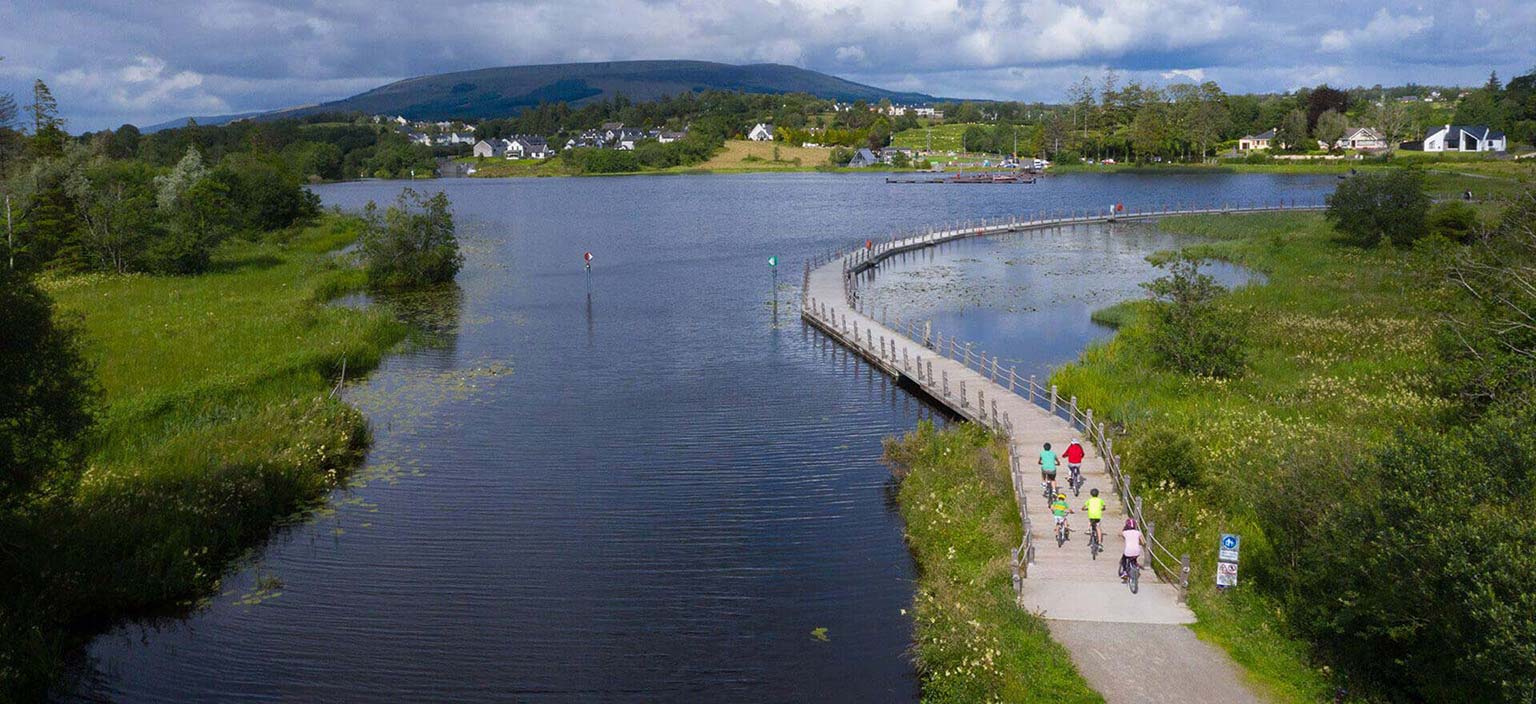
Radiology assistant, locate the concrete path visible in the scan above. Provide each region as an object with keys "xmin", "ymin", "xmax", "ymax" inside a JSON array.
[{"xmin": 799, "ymin": 210, "xmax": 1292, "ymax": 703}]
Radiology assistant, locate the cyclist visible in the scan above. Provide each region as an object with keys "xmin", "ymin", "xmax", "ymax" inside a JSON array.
[
  {"xmin": 1038, "ymin": 442, "xmax": 1059, "ymax": 497},
  {"xmin": 1082, "ymin": 488, "xmax": 1106, "ymax": 545},
  {"xmin": 1063, "ymin": 439, "xmax": 1086, "ymax": 491},
  {"xmin": 1051, "ymin": 492, "xmax": 1072, "ymax": 543},
  {"xmin": 1120, "ymin": 518, "xmax": 1145, "ymax": 582}
]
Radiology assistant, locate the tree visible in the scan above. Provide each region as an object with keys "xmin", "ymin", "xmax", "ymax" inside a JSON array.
[
  {"xmin": 359, "ymin": 189, "xmax": 462, "ymax": 289},
  {"xmin": 1314, "ymin": 109, "xmax": 1348, "ymax": 151},
  {"xmin": 105, "ymin": 124, "xmax": 141, "ymax": 160},
  {"xmin": 27, "ymin": 80, "xmax": 66, "ymax": 159},
  {"xmin": 0, "ymin": 265, "xmax": 96, "ymax": 506},
  {"xmin": 1325, "ymin": 170, "xmax": 1430, "ymax": 247},
  {"xmin": 1139, "ymin": 254, "xmax": 1246, "ymax": 378},
  {"xmin": 1370, "ymin": 94, "xmax": 1413, "ymax": 148},
  {"xmin": 1275, "ymin": 108, "xmax": 1310, "ymax": 151},
  {"xmin": 1305, "ymin": 84, "xmax": 1349, "ymax": 131},
  {"xmin": 154, "ymin": 146, "xmax": 208, "ymax": 210},
  {"xmin": 962, "ymin": 124, "xmax": 991, "ymax": 153},
  {"xmin": 65, "ymin": 158, "xmax": 161, "ymax": 273}
]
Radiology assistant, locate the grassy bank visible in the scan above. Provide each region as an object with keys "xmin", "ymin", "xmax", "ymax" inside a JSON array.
[
  {"xmin": 1054, "ymin": 210, "xmax": 1443, "ymax": 700},
  {"xmin": 3, "ymin": 216, "xmax": 406, "ymax": 698},
  {"xmin": 884, "ymin": 421, "xmax": 1101, "ymax": 704}
]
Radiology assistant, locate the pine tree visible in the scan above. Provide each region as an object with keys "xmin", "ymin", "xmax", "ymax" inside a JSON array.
[{"xmin": 29, "ymin": 79, "xmax": 61, "ymax": 133}]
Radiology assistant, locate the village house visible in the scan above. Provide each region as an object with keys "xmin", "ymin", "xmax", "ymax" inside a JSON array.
[
  {"xmin": 408, "ymin": 132, "xmax": 433, "ymax": 146},
  {"xmin": 472, "ymin": 138, "xmax": 510, "ymax": 158},
  {"xmin": 912, "ymin": 106, "xmax": 943, "ymax": 119},
  {"xmin": 847, "ymin": 148, "xmax": 879, "ymax": 167},
  {"xmin": 1335, "ymin": 127, "xmax": 1388, "ymax": 151},
  {"xmin": 878, "ymin": 146, "xmax": 914, "ymax": 164},
  {"xmin": 1417, "ymin": 124, "xmax": 1507, "ymax": 153},
  {"xmin": 1237, "ymin": 129, "xmax": 1276, "ymax": 151},
  {"xmin": 748, "ymin": 123, "xmax": 775, "ymax": 141},
  {"xmin": 657, "ymin": 130, "xmax": 687, "ymax": 144},
  {"xmin": 507, "ymin": 136, "xmax": 552, "ymax": 159}
]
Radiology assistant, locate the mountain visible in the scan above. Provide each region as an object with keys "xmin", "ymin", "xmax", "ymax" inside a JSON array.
[
  {"xmin": 260, "ymin": 60, "xmax": 944, "ymax": 122},
  {"xmin": 141, "ymin": 110, "xmax": 268, "ymax": 133}
]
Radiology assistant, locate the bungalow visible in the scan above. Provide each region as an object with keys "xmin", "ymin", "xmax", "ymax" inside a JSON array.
[
  {"xmin": 847, "ymin": 148, "xmax": 879, "ymax": 167},
  {"xmin": 657, "ymin": 130, "xmax": 687, "ymax": 144},
  {"xmin": 1238, "ymin": 129, "xmax": 1276, "ymax": 151},
  {"xmin": 913, "ymin": 106, "xmax": 943, "ymax": 119},
  {"xmin": 601, "ymin": 122, "xmax": 625, "ymax": 142},
  {"xmin": 472, "ymin": 139, "xmax": 509, "ymax": 158},
  {"xmin": 878, "ymin": 146, "xmax": 914, "ymax": 164},
  {"xmin": 408, "ymin": 132, "xmax": 433, "ymax": 146},
  {"xmin": 1420, "ymin": 124, "xmax": 1506, "ymax": 153},
  {"xmin": 1336, "ymin": 127, "xmax": 1388, "ymax": 151},
  {"xmin": 747, "ymin": 123, "xmax": 775, "ymax": 141}
]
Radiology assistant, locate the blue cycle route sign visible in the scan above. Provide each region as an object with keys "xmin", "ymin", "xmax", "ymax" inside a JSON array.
[{"xmin": 1217, "ymin": 533, "xmax": 1241, "ymax": 588}]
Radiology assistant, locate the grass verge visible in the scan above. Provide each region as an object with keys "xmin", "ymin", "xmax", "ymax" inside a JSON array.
[
  {"xmin": 2, "ymin": 215, "xmax": 407, "ymax": 699},
  {"xmin": 1050, "ymin": 210, "xmax": 1448, "ymax": 701},
  {"xmin": 884, "ymin": 421, "xmax": 1101, "ymax": 704}
]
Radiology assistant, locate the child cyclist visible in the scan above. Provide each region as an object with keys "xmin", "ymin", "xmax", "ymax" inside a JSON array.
[
  {"xmin": 1120, "ymin": 518, "xmax": 1146, "ymax": 582},
  {"xmin": 1082, "ymin": 488, "xmax": 1106, "ymax": 545},
  {"xmin": 1051, "ymin": 492, "xmax": 1073, "ymax": 543},
  {"xmin": 1063, "ymin": 439, "xmax": 1086, "ymax": 491}
]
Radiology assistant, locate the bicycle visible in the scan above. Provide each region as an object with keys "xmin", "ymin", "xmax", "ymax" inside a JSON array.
[
  {"xmin": 1127, "ymin": 558, "xmax": 1140, "ymax": 594},
  {"xmin": 1055, "ymin": 519, "xmax": 1071, "ymax": 547},
  {"xmin": 1067, "ymin": 465, "xmax": 1083, "ymax": 496},
  {"xmin": 1087, "ymin": 525, "xmax": 1100, "ymax": 559},
  {"xmin": 1041, "ymin": 479, "xmax": 1056, "ymax": 501}
]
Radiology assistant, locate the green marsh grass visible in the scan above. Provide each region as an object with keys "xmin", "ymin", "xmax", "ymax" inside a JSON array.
[
  {"xmin": 2, "ymin": 215, "xmax": 406, "ymax": 698},
  {"xmin": 885, "ymin": 421, "xmax": 1101, "ymax": 704}
]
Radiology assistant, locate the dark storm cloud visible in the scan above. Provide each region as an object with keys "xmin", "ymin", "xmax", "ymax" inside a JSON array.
[{"xmin": 1, "ymin": 0, "xmax": 1532, "ymax": 130}]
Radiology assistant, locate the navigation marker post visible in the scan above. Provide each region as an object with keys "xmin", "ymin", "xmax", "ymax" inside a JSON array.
[
  {"xmin": 768, "ymin": 255, "xmax": 779, "ymax": 322},
  {"xmin": 1216, "ymin": 533, "xmax": 1240, "ymax": 590},
  {"xmin": 583, "ymin": 251, "xmax": 593, "ymax": 290}
]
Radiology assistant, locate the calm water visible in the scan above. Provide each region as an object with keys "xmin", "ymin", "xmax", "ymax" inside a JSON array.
[{"xmin": 70, "ymin": 172, "xmax": 1332, "ymax": 702}]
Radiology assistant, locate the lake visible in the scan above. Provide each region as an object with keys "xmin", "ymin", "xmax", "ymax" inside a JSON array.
[{"xmin": 69, "ymin": 172, "xmax": 1333, "ymax": 702}]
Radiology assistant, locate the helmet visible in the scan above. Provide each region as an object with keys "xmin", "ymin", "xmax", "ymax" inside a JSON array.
[
  {"xmin": 1124, "ymin": 518, "xmax": 1137, "ymax": 530},
  {"xmin": 1057, "ymin": 492, "xmax": 1067, "ymax": 500},
  {"xmin": 1090, "ymin": 488, "xmax": 1099, "ymax": 497},
  {"xmin": 1070, "ymin": 439, "xmax": 1081, "ymax": 445}
]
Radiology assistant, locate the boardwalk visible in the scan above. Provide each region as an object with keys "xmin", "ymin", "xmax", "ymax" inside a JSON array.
[{"xmin": 802, "ymin": 204, "xmax": 1321, "ymax": 702}]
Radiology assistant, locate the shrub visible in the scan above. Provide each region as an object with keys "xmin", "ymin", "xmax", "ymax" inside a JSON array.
[
  {"xmin": 1139, "ymin": 255, "xmax": 1246, "ymax": 378},
  {"xmin": 1129, "ymin": 428, "xmax": 1202, "ymax": 488},
  {"xmin": 0, "ymin": 266, "xmax": 95, "ymax": 506},
  {"xmin": 359, "ymin": 189, "xmax": 462, "ymax": 290},
  {"xmin": 1426, "ymin": 200, "xmax": 1479, "ymax": 243},
  {"xmin": 1325, "ymin": 170, "xmax": 1430, "ymax": 247}
]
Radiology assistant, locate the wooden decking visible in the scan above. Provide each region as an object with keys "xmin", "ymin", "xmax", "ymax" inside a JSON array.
[{"xmin": 801, "ymin": 204, "xmax": 1322, "ymax": 702}]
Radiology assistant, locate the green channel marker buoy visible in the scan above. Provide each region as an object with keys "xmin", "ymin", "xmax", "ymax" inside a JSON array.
[{"xmin": 768, "ymin": 256, "xmax": 778, "ymax": 267}]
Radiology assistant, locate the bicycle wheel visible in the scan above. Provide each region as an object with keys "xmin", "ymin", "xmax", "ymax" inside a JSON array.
[{"xmin": 1129, "ymin": 564, "xmax": 1140, "ymax": 594}]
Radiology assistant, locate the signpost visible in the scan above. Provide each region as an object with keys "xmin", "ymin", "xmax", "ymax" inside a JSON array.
[{"xmin": 1216, "ymin": 533, "xmax": 1240, "ymax": 589}]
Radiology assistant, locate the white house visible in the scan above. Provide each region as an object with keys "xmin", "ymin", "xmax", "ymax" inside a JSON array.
[
  {"xmin": 1420, "ymin": 124, "xmax": 1506, "ymax": 153},
  {"xmin": 472, "ymin": 139, "xmax": 509, "ymax": 158},
  {"xmin": 507, "ymin": 136, "xmax": 551, "ymax": 159},
  {"xmin": 408, "ymin": 132, "xmax": 433, "ymax": 146},
  {"xmin": 393, "ymin": 116, "xmax": 409, "ymax": 126},
  {"xmin": 913, "ymin": 106, "xmax": 943, "ymax": 119},
  {"xmin": 1238, "ymin": 129, "xmax": 1276, "ymax": 151},
  {"xmin": 747, "ymin": 123, "xmax": 775, "ymax": 141},
  {"xmin": 1336, "ymin": 127, "xmax": 1388, "ymax": 151},
  {"xmin": 657, "ymin": 130, "xmax": 687, "ymax": 144}
]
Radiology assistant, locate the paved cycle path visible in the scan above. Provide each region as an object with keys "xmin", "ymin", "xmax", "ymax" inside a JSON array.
[{"xmin": 801, "ymin": 211, "xmax": 1281, "ymax": 703}]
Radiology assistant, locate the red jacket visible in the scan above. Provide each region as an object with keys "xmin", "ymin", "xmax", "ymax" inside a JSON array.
[{"xmin": 1063, "ymin": 444, "xmax": 1086, "ymax": 463}]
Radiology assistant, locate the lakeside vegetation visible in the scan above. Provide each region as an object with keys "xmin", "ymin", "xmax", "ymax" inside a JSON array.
[
  {"xmin": 1, "ymin": 215, "xmax": 412, "ymax": 697},
  {"xmin": 1047, "ymin": 180, "xmax": 1536, "ymax": 700},
  {"xmin": 884, "ymin": 422, "xmax": 1100, "ymax": 704}
]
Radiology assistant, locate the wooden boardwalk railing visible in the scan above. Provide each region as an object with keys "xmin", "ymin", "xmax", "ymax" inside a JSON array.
[{"xmin": 801, "ymin": 199, "xmax": 1324, "ymax": 600}]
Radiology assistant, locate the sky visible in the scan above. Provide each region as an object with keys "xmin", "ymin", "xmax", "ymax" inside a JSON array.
[{"xmin": 2, "ymin": 0, "xmax": 1534, "ymax": 131}]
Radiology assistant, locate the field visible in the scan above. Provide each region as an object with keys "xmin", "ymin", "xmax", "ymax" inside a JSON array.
[
  {"xmin": 890, "ymin": 123, "xmax": 987, "ymax": 153},
  {"xmin": 685, "ymin": 139, "xmax": 835, "ymax": 171},
  {"xmin": 4, "ymin": 217, "xmax": 407, "ymax": 698},
  {"xmin": 884, "ymin": 422, "xmax": 1101, "ymax": 703},
  {"xmin": 459, "ymin": 156, "xmax": 577, "ymax": 177}
]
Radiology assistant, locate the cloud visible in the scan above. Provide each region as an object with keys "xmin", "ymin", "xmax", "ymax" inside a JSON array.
[
  {"xmin": 1160, "ymin": 68, "xmax": 1206, "ymax": 82},
  {"xmin": 0, "ymin": 0, "xmax": 1532, "ymax": 130},
  {"xmin": 1319, "ymin": 8, "xmax": 1434, "ymax": 53}
]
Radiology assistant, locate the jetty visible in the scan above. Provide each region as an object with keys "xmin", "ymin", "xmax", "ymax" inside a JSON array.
[{"xmin": 801, "ymin": 200, "xmax": 1324, "ymax": 702}]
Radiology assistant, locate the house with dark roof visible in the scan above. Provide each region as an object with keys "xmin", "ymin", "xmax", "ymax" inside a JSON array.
[
  {"xmin": 472, "ymin": 138, "xmax": 509, "ymax": 158},
  {"xmin": 1335, "ymin": 127, "xmax": 1388, "ymax": 151},
  {"xmin": 507, "ymin": 136, "xmax": 551, "ymax": 159},
  {"xmin": 748, "ymin": 123, "xmax": 775, "ymax": 141},
  {"xmin": 1238, "ymin": 129, "xmax": 1276, "ymax": 151},
  {"xmin": 847, "ymin": 148, "xmax": 879, "ymax": 167},
  {"xmin": 1419, "ymin": 125, "xmax": 1506, "ymax": 153}
]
